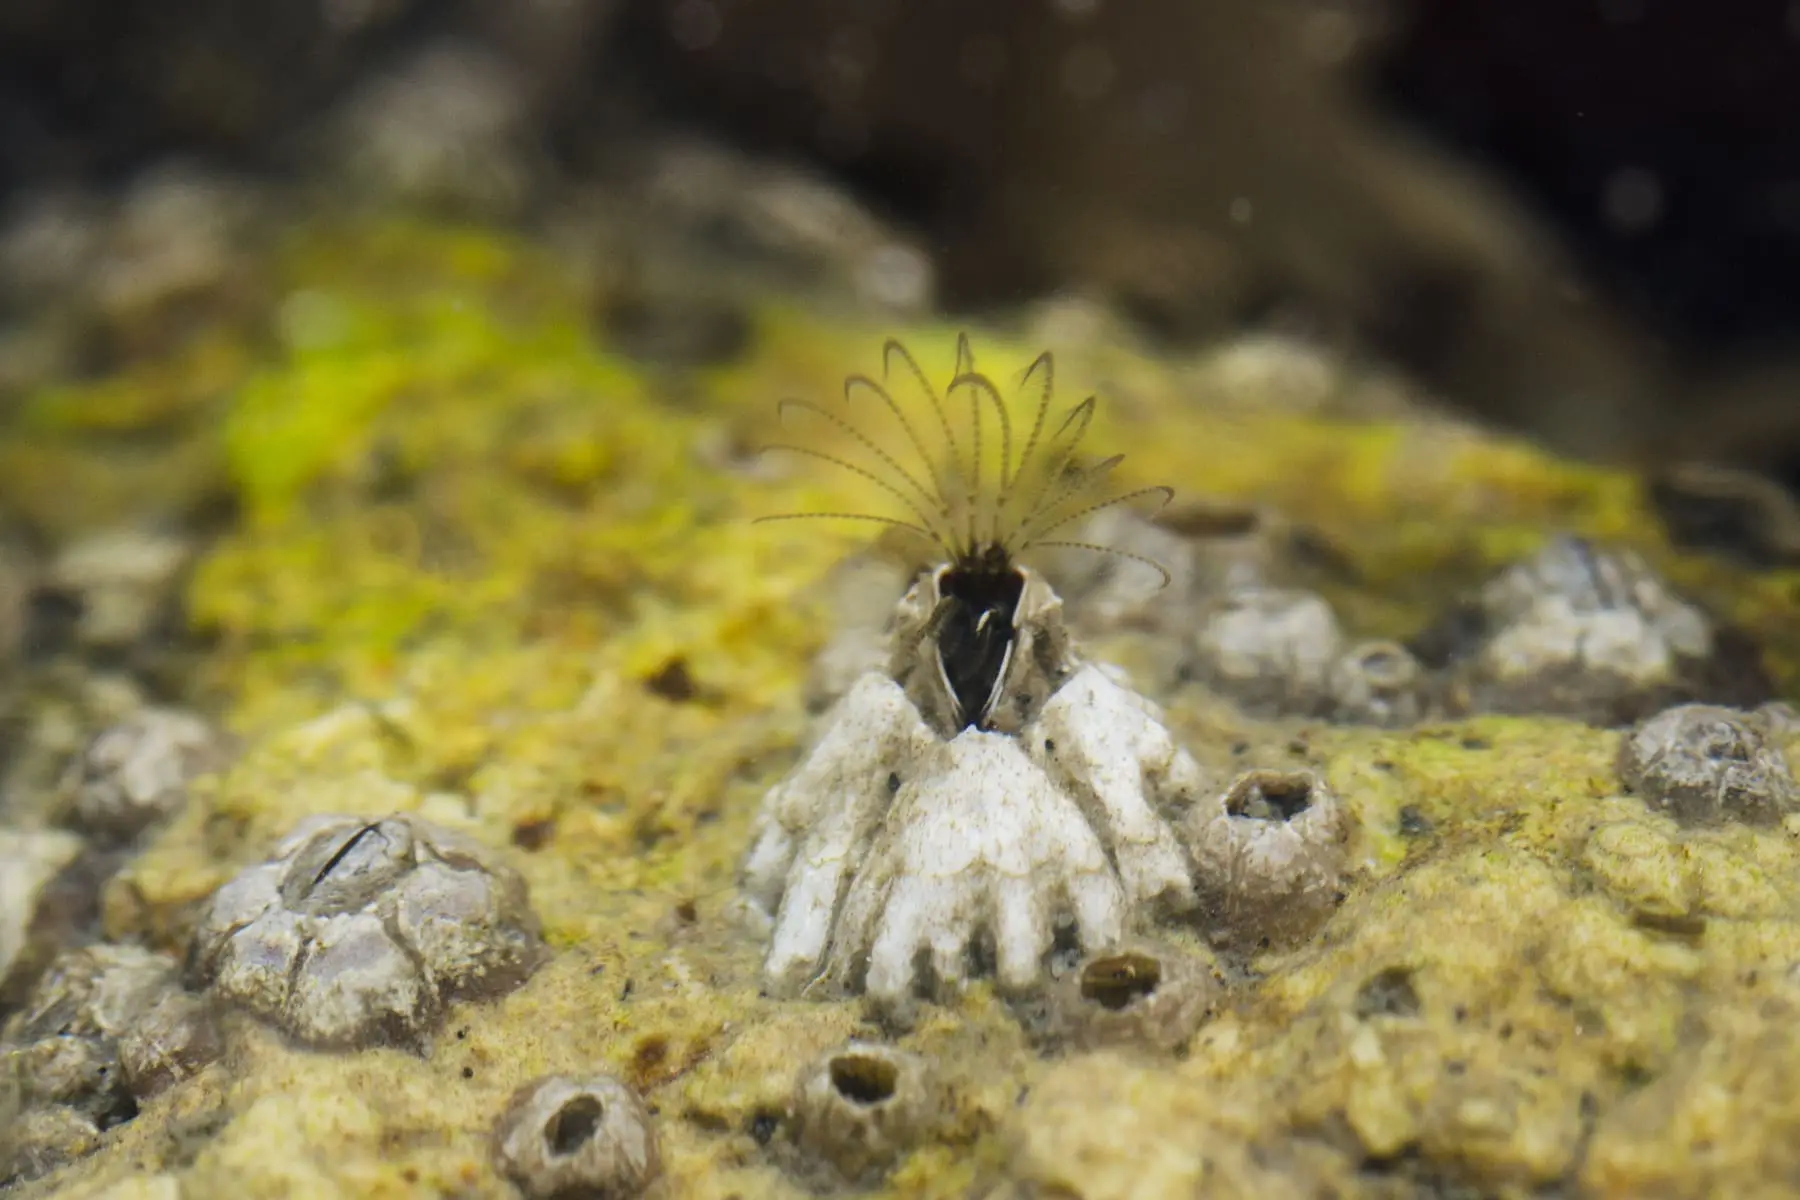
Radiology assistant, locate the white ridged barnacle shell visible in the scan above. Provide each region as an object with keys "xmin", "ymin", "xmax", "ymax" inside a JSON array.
[{"xmin": 742, "ymin": 567, "xmax": 1201, "ymax": 1011}]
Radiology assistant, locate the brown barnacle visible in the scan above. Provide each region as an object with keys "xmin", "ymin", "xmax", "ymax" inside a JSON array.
[
  {"xmin": 491, "ymin": 1074, "xmax": 661, "ymax": 1200},
  {"xmin": 1184, "ymin": 768, "xmax": 1351, "ymax": 949},
  {"xmin": 1617, "ymin": 703, "xmax": 1800, "ymax": 826},
  {"xmin": 787, "ymin": 1041, "xmax": 938, "ymax": 1185},
  {"xmin": 1047, "ymin": 941, "xmax": 1221, "ymax": 1054}
]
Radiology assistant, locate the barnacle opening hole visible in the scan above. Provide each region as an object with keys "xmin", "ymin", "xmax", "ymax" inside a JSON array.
[
  {"xmin": 829, "ymin": 1053, "xmax": 898, "ymax": 1106},
  {"xmin": 1228, "ymin": 772, "xmax": 1314, "ymax": 821},
  {"xmin": 546, "ymin": 1094, "xmax": 604, "ymax": 1156},
  {"xmin": 1079, "ymin": 951, "xmax": 1163, "ymax": 1011}
]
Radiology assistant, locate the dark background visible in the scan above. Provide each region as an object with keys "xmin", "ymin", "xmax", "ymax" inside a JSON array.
[{"xmin": 5, "ymin": 0, "xmax": 1800, "ymax": 491}]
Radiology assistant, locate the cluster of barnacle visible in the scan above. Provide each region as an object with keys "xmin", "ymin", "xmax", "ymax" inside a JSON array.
[
  {"xmin": 740, "ymin": 337, "xmax": 1792, "ymax": 1016},
  {"xmin": 1044, "ymin": 507, "xmax": 1764, "ymax": 729}
]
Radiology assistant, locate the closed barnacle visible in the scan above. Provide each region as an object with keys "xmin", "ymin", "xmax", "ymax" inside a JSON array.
[
  {"xmin": 1185, "ymin": 769, "xmax": 1350, "ymax": 949},
  {"xmin": 789, "ymin": 1042, "xmax": 936, "ymax": 1185},
  {"xmin": 57, "ymin": 707, "xmax": 231, "ymax": 843},
  {"xmin": 1189, "ymin": 586, "xmax": 1344, "ymax": 716},
  {"xmin": 491, "ymin": 1074, "xmax": 660, "ymax": 1200},
  {"xmin": 1047, "ymin": 941, "xmax": 1221, "ymax": 1054},
  {"xmin": 1617, "ymin": 703, "xmax": 1799, "ymax": 826},
  {"xmin": 1328, "ymin": 640, "xmax": 1426, "ymax": 727},
  {"xmin": 188, "ymin": 813, "xmax": 545, "ymax": 1049}
]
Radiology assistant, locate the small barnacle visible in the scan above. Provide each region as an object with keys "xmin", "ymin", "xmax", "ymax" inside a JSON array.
[
  {"xmin": 188, "ymin": 813, "xmax": 545, "ymax": 1049},
  {"xmin": 57, "ymin": 707, "xmax": 232, "ymax": 844},
  {"xmin": 491, "ymin": 1074, "xmax": 660, "ymax": 1200},
  {"xmin": 788, "ymin": 1041, "xmax": 937, "ymax": 1184},
  {"xmin": 1045, "ymin": 940, "xmax": 1221, "ymax": 1054},
  {"xmin": 1327, "ymin": 640, "xmax": 1426, "ymax": 727},
  {"xmin": 1617, "ymin": 703, "xmax": 1799, "ymax": 826},
  {"xmin": 1189, "ymin": 585, "xmax": 1345, "ymax": 716},
  {"xmin": 1184, "ymin": 768, "xmax": 1350, "ymax": 949},
  {"xmin": 744, "ymin": 337, "xmax": 1201, "ymax": 1008}
]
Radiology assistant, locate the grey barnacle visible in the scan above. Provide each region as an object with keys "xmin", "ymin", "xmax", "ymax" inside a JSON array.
[
  {"xmin": 188, "ymin": 813, "xmax": 546, "ymax": 1049},
  {"xmin": 744, "ymin": 337, "xmax": 1206, "ymax": 1009}
]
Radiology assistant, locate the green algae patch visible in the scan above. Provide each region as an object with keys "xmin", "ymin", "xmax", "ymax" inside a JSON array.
[{"xmin": 17, "ymin": 214, "xmax": 1800, "ymax": 1199}]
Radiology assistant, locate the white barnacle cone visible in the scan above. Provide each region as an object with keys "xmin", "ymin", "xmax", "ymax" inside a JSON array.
[{"xmin": 1185, "ymin": 768, "xmax": 1350, "ymax": 949}]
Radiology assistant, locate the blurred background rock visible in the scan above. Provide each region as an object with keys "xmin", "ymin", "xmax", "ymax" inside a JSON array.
[{"xmin": 3, "ymin": 0, "xmax": 1800, "ymax": 505}]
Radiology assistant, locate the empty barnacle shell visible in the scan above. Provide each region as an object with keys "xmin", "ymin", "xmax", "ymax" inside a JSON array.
[
  {"xmin": 788, "ymin": 1041, "xmax": 937, "ymax": 1184},
  {"xmin": 1046, "ymin": 940, "xmax": 1221, "ymax": 1054},
  {"xmin": 1617, "ymin": 703, "xmax": 1800, "ymax": 826},
  {"xmin": 1185, "ymin": 768, "xmax": 1350, "ymax": 949},
  {"xmin": 491, "ymin": 1074, "xmax": 661, "ymax": 1200},
  {"xmin": 744, "ymin": 338, "xmax": 1204, "ymax": 1009},
  {"xmin": 188, "ymin": 813, "xmax": 545, "ymax": 1049}
]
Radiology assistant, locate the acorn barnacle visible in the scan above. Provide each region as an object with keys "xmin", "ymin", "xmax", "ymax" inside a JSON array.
[{"xmin": 740, "ymin": 337, "xmax": 1215, "ymax": 1010}]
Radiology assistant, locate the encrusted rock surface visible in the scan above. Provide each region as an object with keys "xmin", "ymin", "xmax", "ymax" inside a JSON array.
[{"xmin": 5, "ymin": 218, "xmax": 1799, "ymax": 1200}]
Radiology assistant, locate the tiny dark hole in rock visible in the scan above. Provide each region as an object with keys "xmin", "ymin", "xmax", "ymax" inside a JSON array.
[
  {"xmin": 546, "ymin": 1095, "xmax": 605, "ymax": 1156},
  {"xmin": 1355, "ymin": 966, "xmax": 1421, "ymax": 1019},
  {"xmin": 829, "ymin": 1054, "xmax": 899, "ymax": 1105},
  {"xmin": 886, "ymin": 772, "xmax": 901, "ymax": 794},
  {"xmin": 644, "ymin": 657, "xmax": 698, "ymax": 703},
  {"xmin": 674, "ymin": 898, "xmax": 698, "ymax": 923},
  {"xmin": 511, "ymin": 817, "xmax": 556, "ymax": 851},
  {"xmin": 1397, "ymin": 806, "xmax": 1433, "ymax": 837},
  {"xmin": 748, "ymin": 1111, "xmax": 780, "ymax": 1145},
  {"xmin": 1080, "ymin": 951, "xmax": 1163, "ymax": 1011},
  {"xmin": 1044, "ymin": 739, "xmax": 1056, "ymax": 754}
]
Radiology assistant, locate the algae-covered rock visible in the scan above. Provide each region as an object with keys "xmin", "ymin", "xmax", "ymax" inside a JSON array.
[{"xmin": 5, "ymin": 215, "xmax": 1799, "ymax": 1200}]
